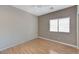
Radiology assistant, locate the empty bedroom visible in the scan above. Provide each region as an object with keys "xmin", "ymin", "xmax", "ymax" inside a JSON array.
[{"xmin": 0, "ymin": 5, "xmax": 79, "ymax": 54}]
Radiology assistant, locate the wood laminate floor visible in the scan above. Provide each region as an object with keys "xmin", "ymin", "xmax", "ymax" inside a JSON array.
[{"xmin": 0, "ymin": 38, "xmax": 78, "ymax": 54}]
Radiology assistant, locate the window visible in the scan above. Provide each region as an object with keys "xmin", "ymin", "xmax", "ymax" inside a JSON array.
[
  {"xmin": 49, "ymin": 17, "xmax": 70, "ymax": 33},
  {"xmin": 50, "ymin": 19, "xmax": 58, "ymax": 32},
  {"xmin": 59, "ymin": 17, "xmax": 70, "ymax": 32}
]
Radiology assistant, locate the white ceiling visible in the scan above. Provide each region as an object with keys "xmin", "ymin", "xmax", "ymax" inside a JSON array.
[{"xmin": 12, "ymin": 5, "xmax": 73, "ymax": 16}]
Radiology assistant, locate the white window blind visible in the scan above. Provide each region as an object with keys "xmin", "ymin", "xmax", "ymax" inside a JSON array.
[
  {"xmin": 50, "ymin": 19, "xmax": 58, "ymax": 32},
  {"xmin": 59, "ymin": 17, "xmax": 70, "ymax": 32},
  {"xmin": 49, "ymin": 17, "xmax": 70, "ymax": 33}
]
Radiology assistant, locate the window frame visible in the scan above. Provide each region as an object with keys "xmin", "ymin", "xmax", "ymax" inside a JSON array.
[
  {"xmin": 49, "ymin": 17, "xmax": 70, "ymax": 33},
  {"xmin": 49, "ymin": 19, "xmax": 58, "ymax": 32}
]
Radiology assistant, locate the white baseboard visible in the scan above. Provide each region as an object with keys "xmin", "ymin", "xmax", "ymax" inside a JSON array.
[{"xmin": 38, "ymin": 36, "xmax": 78, "ymax": 48}]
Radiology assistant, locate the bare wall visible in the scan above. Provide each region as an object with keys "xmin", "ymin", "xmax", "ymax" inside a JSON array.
[
  {"xmin": 77, "ymin": 5, "xmax": 79, "ymax": 47},
  {"xmin": 38, "ymin": 6, "xmax": 77, "ymax": 46},
  {"xmin": 0, "ymin": 5, "xmax": 38, "ymax": 51}
]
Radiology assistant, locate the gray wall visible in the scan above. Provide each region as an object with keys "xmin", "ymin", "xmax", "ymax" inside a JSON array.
[
  {"xmin": 0, "ymin": 6, "xmax": 38, "ymax": 51},
  {"xmin": 38, "ymin": 6, "xmax": 77, "ymax": 46},
  {"xmin": 77, "ymin": 5, "xmax": 79, "ymax": 47},
  {"xmin": 78, "ymin": 15, "xmax": 79, "ymax": 47}
]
